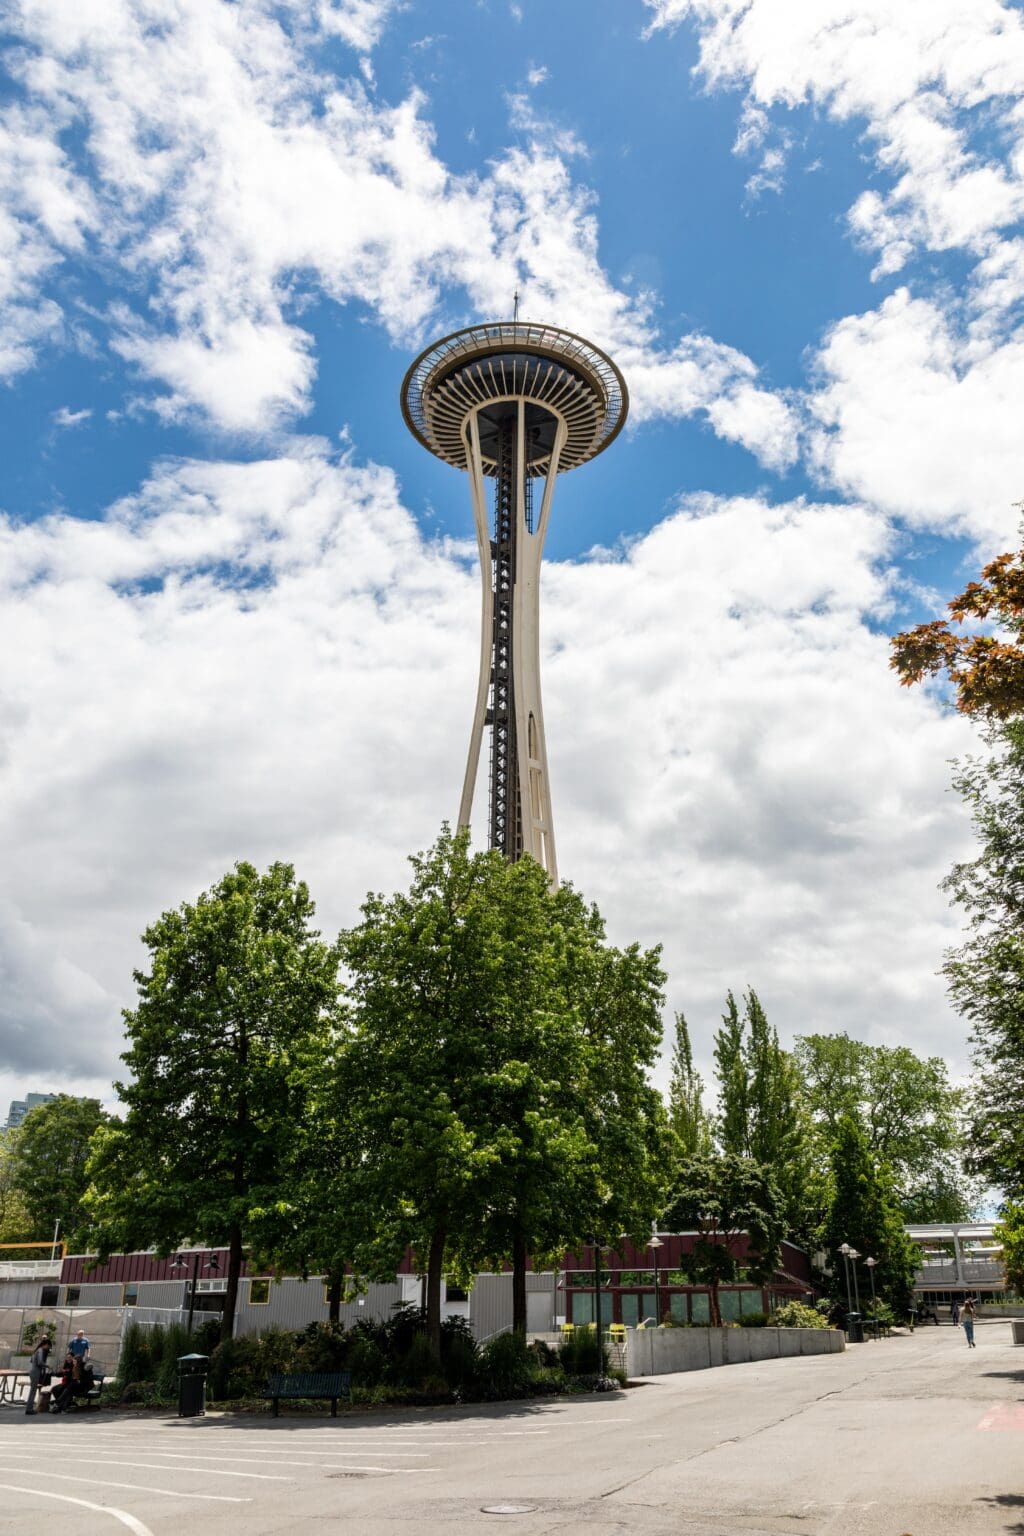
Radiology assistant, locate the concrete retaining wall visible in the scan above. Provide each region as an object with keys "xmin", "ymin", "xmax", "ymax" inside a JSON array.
[{"xmin": 626, "ymin": 1325, "xmax": 844, "ymax": 1377}]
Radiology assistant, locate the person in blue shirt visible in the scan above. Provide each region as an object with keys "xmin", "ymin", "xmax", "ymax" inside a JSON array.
[{"xmin": 68, "ymin": 1330, "xmax": 90, "ymax": 1361}]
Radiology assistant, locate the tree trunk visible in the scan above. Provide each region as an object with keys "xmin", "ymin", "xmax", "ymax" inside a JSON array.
[
  {"xmin": 424, "ymin": 1223, "xmax": 446, "ymax": 1358},
  {"xmin": 512, "ymin": 1221, "xmax": 528, "ymax": 1337},
  {"xmin": 221, "ymin": 1223, "xmax": 244, "ymax": 1344},
  {"xmin": 326, "ymin": 1271, "xmax": 342, "ymax": 1325},
  {"xmin": 709, "ymin": 1282, "xmax": 722, "ymax": 1328}
]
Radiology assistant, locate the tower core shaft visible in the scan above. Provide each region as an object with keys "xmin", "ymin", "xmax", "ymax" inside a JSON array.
[{"xmin": 401, "ymin": 322, "xmax": 628, "ymax": 884}]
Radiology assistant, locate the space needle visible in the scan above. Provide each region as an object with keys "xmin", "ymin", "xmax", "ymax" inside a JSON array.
[{"xmin": 401, "ymin": 314, "xmax": 628, "ymax": 885}]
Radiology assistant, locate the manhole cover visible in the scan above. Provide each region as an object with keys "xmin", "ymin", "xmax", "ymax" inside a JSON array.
[{"xmin": 481, "ymin": 1506, "xmax": 536, "ymax": 1516}]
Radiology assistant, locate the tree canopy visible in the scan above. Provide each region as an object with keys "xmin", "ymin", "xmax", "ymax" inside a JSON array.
[
  {"xmin": 86, "ymin": 861, "xmax": 342, "ymax": 1341},
  {"xmin": 942, "ymin": 721, "xmax": 1024, "ymax": 1200},
  {"xmin": 13, "ymin": 1095, "xmax": 112, "ymax": 1250},
  {"xmin": 820, "ymin": 1114, "xmax": 919, "ymax": 1312},
  {"xmin": 793, "ymin": 1033, "xmax": 970, "ymax": 1219},
  {"xmin": 331, "ymin": 829, "xmax": 669, "ymax": 1351},
  {"xmin": 662, "ymin": 1152, "xmax": 785, "ymax": 1327},
  {"xmin": 890, "ymin": 531, "xmax": 1024, "ymax": 719},
  {"xmin": 666, "ymin": 1012, "xmax": 713, "ymax": 1158}
]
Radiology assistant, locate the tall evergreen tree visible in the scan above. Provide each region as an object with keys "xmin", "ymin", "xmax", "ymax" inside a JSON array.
[
  {"xmin": 712, "ymin": 989, "xmax": 815, "ymax": 1235},
  {"xmin": 714, "ymin": 991, "xmax": 747, "ymax": 1155},
  {"xmin": 667, "ymin": 1012, "xmax": 713, "ymax": 1157},
  {"xmin": 820, "ymin": 1114, "xmax": 919, "ymax": 1312}
]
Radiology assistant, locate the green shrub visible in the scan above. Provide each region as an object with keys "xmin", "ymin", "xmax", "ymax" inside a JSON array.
[
  {"xmin": 738, "ymin": 1311, "xmax": 769, "ymax": 1328},
  {"xmin": 478, "ymin": 1331, "xmax": 533, "ymax": 1398},
  {"xmin": 348, "ymin": 1330, "xmax": 386, "ymax": 1386},
  {"xmin": 771, "ymin": 1300, "xmax": 829, "ymax": 1329},
  {"xmin": 295, "ymin": 1322, "xmax": 349, "ymax": 1374},
  {"xmin": 117, "ymin": 1322, "xmax": 154, "ymax": 1389},
  {"xmin": 440, "ymin": 1317, "xmax": 479, "ymax": 1392},
  {"xmin": 155, "ymin": 1323, "xmax": 192, "ymax": 1397},
  {"xmin": 395, "ymin": 1330, "xmax": 442, "ymax": 1389},
  {"xmin": 558, "ymin": 1325, "xmax": 608, "ymax": 1375}
]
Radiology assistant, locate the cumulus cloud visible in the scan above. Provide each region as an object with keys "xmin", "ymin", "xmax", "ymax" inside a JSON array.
[
  {"xmin": 0, "ymin": 0, "xmax": 791, "ymax": 460},
  {"xmin": 807, "ymin": 288, "xmax": 1024, "ymax": 549},
  {"xmin": 643, "ymin": 0, "xmax": 1024, "ymax": 272},
  {"xmin": 0, "ymin": 446, "xmax": 975, "ymax": 1101}
]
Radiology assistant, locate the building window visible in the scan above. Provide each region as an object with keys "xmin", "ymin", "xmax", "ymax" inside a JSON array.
[
  {"xmin": 249, "ymin": 1278, "xmax": 271, "ymax": 1306},
  {"xmin": 444, "ymin": 1285, "xmax": 469, "ymax": 1302},
  {"xmin": 64, "ymin": 1286, "xmax": 81, "ymax": 1307},
  {"xmin": 40, "ymin": 1285, "xmax": 59, "ymax": 1307},
  {"xmin": 122, "ymin": 1282, "xmax": 138, "ymax": 1307}
]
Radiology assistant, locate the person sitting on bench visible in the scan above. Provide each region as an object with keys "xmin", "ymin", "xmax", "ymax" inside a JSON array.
[{"xmin": 50, "ymin": 1352, "xmax": 78, "ymax": 1413}]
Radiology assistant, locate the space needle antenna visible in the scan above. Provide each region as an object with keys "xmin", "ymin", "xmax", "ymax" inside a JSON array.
[{"xmin": 400, "ymin": 319, "xmax": 628, "ymax": 886}]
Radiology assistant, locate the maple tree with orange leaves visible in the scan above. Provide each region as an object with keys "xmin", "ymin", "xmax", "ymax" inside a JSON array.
[{"xmin": 890, "ymin": 533, "xmax": 1024, "ymax": 718}]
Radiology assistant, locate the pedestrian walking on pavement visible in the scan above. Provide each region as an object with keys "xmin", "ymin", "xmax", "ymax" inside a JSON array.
[
  {"xmin": 962, "ymin": 1296, "xmax": 977, "ymax": 1347},
  {"xmin": 24, "ymin": 1337, "xmax": 51, "ymax": 1415}
]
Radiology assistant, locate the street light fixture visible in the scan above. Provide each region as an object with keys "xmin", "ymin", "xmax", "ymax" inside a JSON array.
[
  {"xmin": 865, "ymin": 1257, "xmax": 879, "ymax": 1337},
  {"xmin": 171, "ymin": 1250, "xmax": 220, "ymax": 1336},
  {"xmin": 847, "ymin": 1249, "xmax": 862, "ymax": 1314},
  {"xmin": 838, "ymin": 1243, "xmax": 853, "ymax": 1315},
  {"xmin": 648, "ymin": 1235, "xmax": 664, "ymax": 1326}
]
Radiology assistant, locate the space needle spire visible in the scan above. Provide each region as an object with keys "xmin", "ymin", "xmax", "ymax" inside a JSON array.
[{"xmin": 401, "ymin": 319, "xmax": 628, "ymax": 884}]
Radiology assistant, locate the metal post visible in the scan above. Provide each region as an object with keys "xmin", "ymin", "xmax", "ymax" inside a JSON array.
[
  {"xmin": 649, "ymin": 1235, "xmax": 664, "ymax": 1326},
  {"xmin": 187, "ymin": 1253, "xmax": 199, "ymax": 1336},
  {"xmin": 591, "ymin": 1239, "xmax": 602, "ymax": 1334},
  {"xmin": 839, "ymin": 1244, "xmax": 853, "ymax": 1315},
  {"xmin": 849, "ymin": 1250, "xmax": 861, "ymax": 1314},
  {"xmin": 866, "ymin": 1257, "xmax": 878, "ymax": 1337}
]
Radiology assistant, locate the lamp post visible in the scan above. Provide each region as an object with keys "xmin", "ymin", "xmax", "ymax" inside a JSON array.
[
  {"xmin": 648, "ymin": 1235, "xmax": 664, "ymax": 1326},
  {"xmin": 171, "ymin": 1250, "xmax": 221, "ymax": 1335},
  {"xmin": 847, "ymin": 1248, "xmax": 862, "ymax": 1314},
  {"xmin": 590, "ymin": 1237, "xmax": 604, "ymax": 1334},
  {"xmin": 865, "ymin": 1256, "xmax": 878, "ymax": 1337},
  {"xmin": 838, "ymin": 1242, "xmax": 853, "ymax": 1315}
]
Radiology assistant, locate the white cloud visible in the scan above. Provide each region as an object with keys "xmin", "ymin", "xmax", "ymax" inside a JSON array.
[
  {"xmin": 643, "ymin": 0, "xmax": 1024, "ymax": 272},
  {"xmin": 0, "ymin": 0, "xmax": 791, "ymax": 461},
  {"xmin": 0, "ymin": 447, "xmax": 976, "ymax": 1096},
  {"xmin": 808, "ymin": 287, "xmax": 1024, "ymax": 548},
  {"xmin": 52, "ymin": 405, "xmax": 92, "ymax": 428},
  {"xmin": 527, "ymin": 64, "xmax": 549, "ymax": 87}
]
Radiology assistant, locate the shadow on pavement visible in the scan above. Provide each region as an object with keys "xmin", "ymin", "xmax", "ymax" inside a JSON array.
[{"xmin": 976, "ymin": 1493, "xmax": 1024, "ymax": 1534}]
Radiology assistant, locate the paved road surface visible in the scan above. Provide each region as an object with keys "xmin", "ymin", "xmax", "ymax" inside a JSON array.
[{"xmin": 0, "ymin": 1322, "xmax": 1020, "ymax": 1535}]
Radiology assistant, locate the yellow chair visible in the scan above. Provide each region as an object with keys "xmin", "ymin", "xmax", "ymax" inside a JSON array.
[{"xmin": 608, "ymin": 1322, "xmax": 626, "ymax": 1341}]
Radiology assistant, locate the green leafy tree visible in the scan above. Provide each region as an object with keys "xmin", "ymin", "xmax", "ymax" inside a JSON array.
[
  {"xmin": 334, "ymin": 829, "xmax": 670, "ymax": 1352},
  {"xmin": 662, "ymin": 1152, "xmax": 785, "ymax": 1327},
  {"xmin": 820, "ymin": 1114, "xmax": 919, "ymax": 1312},
  {"xmin": 0, "ymin": 1130, "xmax": 31, "ymax": 1243},
  {"xmin": 667, "ymin": 1012, "xmax": 713, "ymax": 1157},
  {"xmin": 12, "ymin": 1095, "xmax": 111, "ymax": 1249},
  {"xmin": 86, "ymin": 861, "xmax": 342, "ymax": 1341},
  {"xmin": 942, "ymin": 723, "xmax": 1024, "ymax": 1200},
  {"xmin": 712, "ymin": 989, "xmax": 816, "ymax": 1236},
  {"xmin": 714, "ymin": 991, "xmax": 747, "ymax": 1155},
  {"xmin": 794, "ymin": 1034, "xmax": 971, "ymax": 1220},
  {"xmin": 995, "ymin": 1202, "xmax": 1024, "ymax": 1297}
]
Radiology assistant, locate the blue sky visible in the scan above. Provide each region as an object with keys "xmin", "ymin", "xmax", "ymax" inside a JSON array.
[{"xmin": 1, "ymin": 0, "xmax": 1023, "ymax": 1114}]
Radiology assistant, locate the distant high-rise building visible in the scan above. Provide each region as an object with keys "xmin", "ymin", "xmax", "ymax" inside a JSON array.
[{"xmin": 5, "ymin": 1092, "xmax": 56, "ymax": 1130}]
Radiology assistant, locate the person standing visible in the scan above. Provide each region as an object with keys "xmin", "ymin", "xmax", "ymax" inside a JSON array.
[
  {"xmin": 68, "ymin": 1329, "xmax": 90, "ymax": 1363},
  {"xmin": 24, "ymin": 1337, "xmax": 51, "ymax": 1415},
  {"xmin": 952, "ymin": 1299, "xmax": 961, "ymax": 1327},
  {"xmin": 962, "ymin": 1295, "xmax": 977, "ymax": 1348}
]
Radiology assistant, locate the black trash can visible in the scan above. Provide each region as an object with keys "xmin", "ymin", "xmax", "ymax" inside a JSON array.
[
  {"xmin": 177, "ymin": 1353, "xmax": 209, "ymax": 1417},
  {"xmin": 846, "ymin": 1311, "xmax": 864, "ymax": 1344}
]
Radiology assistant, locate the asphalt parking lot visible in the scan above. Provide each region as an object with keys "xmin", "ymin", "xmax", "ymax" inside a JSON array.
[{"xmin": 0, "ymin": 1322, "xmax": 1021, "ymax": 1535}]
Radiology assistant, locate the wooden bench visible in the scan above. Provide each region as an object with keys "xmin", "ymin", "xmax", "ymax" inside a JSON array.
[{"xmin": 263, "ymin": 1371, "xmax": 351, "ymax": 1417}]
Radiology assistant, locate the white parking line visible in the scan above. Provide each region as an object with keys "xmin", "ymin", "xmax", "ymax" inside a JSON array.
[
  {"xmin": 0, "ymin": 1482, "xmax": 154, "ymax": 1536},
  {"xmin": 0, "ymin": 1465, "xmax": 250, "ymax": 1502},
  {"xmin": 0, "ymin": 1452, "xmax": 290, "ymax": 1480}
]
